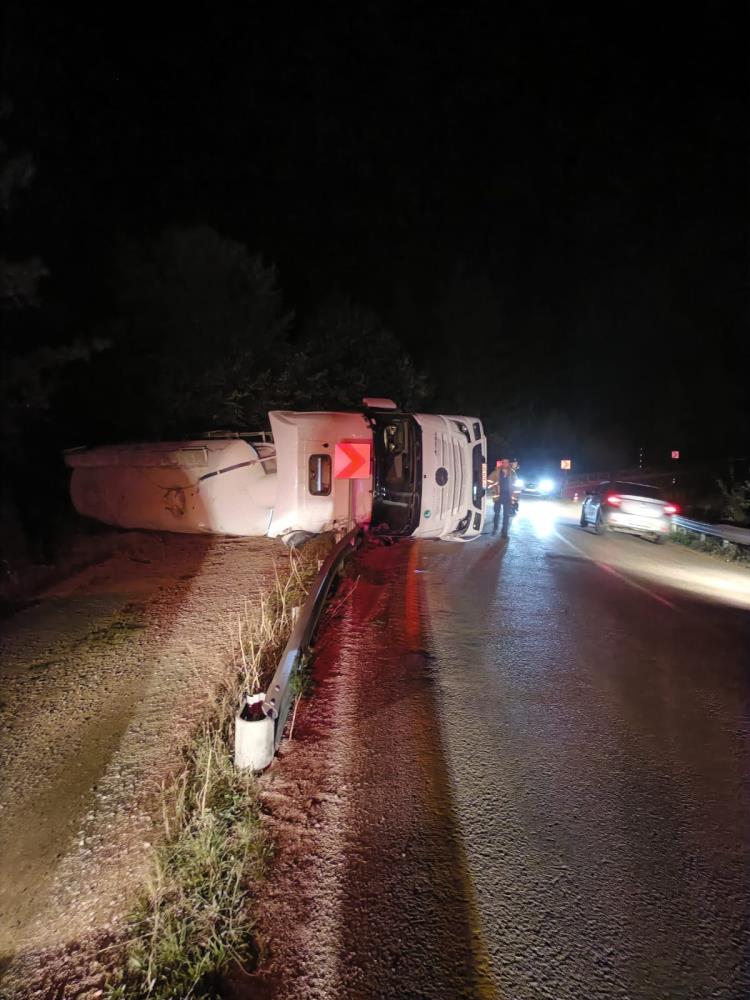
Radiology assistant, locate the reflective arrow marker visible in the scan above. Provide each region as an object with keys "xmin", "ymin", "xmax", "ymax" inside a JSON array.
[{"xmin": 334, "ymin": 441, "xmax": 371, "ymax": 479}]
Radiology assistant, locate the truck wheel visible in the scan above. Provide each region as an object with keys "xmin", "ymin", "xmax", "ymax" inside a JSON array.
[{"xmin": 282, "ymin": 531, "xmax": 316, "ymax": 549}]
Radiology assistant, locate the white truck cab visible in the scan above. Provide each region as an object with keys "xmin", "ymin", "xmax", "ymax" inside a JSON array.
[
  {"xmin": 267, "ymin": 402, "xmax": 487, "ymax": 543},
  {"xmin": 410, "ymin": 413, "xmax": 487, "ymax": 540},
  {"xmin": 368, "ymin": 408, "xmax": 486, "ymax": 541},
  {"xmin": 266, "ymin": 409, "xmax": 374, "ymax": 542}
]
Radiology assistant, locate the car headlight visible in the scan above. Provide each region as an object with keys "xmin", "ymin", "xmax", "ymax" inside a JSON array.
[
  {"xmin": 539, "ymin": 478, "xmax": 555, "ymax": 493},
  {"xmin": 515, "ymin": 477, "xmax": 525, "ymax": 489}
]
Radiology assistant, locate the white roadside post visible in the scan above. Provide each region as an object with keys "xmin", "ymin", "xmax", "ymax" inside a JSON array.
[{"xmin": 234, "ymin": 693, "xmax": 275, "ymax": 771}]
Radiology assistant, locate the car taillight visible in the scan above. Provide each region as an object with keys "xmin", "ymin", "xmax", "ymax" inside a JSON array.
[
  {"xmin": 663, "ymin": 502, "xmax": 679, "ymax": 515},
  {"xmin": 605, "ymin": 494, "xmax": 622, "ymax": 506}
]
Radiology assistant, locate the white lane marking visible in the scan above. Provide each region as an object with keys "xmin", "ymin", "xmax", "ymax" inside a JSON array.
[{"xmin": 553, "ymin": 526, "xmax": 679, "ymax": 611}]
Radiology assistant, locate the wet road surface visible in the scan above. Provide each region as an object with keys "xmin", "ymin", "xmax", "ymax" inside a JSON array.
[{"xmin": 257, "ymin": 500, "xmax": 750, "ymax": 1000}]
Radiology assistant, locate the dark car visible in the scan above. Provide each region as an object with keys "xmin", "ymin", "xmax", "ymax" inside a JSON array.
[{"xmin": 580, "ymin": 481, "xmax": 679, "ymax": 544}]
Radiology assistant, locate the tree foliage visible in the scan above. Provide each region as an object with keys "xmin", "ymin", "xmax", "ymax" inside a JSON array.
[
  {"xmin": 0, "ymin": 98, "xmax": 108, "ymax": 458},
  {"xmin": 719, "ymin": 479, "xmax": 750, "ymax": 525},
  {"xmin": 0, "ymin": 97, "xmax": 46, "ymax": 308},
  {"xmin": 92, "ymin": 241, "xmax": 428, "ymax": 439},
  {"xmin": 270, "ymin": 294, "xmax": 429, "ymax": 415},
  {"xmin": 97, "ymin": 226, "xmax": 293, "ymax": 437}
]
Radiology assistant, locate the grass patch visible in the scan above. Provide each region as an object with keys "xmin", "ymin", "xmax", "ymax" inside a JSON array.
[
  {"xmin": 105, "ymin": 535, "xmax": 335, "ymax": 1000},
  {"xmin": 106, "ymin": 727, "xmax": 268, "ymax": 999},
  {"xmin": 670, "ymin": 529, "xmax": 750, "ymax": 566}
]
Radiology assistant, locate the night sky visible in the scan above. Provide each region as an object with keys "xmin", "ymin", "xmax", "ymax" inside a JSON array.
[{"xmin": 3, "ymin": 4, "xmax": 748, "ymax": 469}]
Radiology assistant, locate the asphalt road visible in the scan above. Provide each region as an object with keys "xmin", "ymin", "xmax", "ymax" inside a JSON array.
[{"xmin": 259, "ymin": 499, "xmax": 750, "ymax": 1000}]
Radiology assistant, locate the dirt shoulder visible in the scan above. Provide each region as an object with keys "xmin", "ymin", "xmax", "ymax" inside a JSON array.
[{"xmin": 0, "ymin": 530, "xmax": 284, "ymax": 995}]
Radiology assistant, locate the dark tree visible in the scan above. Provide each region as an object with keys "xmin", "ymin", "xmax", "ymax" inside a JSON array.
[
  {"xmin": 90, "ymin": 226, "xmax": 293, "ymax": 438},
  {"xmin": 0, "ymin": 99, "xmax": 108, "ymax": 563},
  {"xmin": 270, "ymin": 294, "xmax": 429, "ymax": 414}
]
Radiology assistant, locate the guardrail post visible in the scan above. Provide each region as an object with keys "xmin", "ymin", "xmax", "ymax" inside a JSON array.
[{"xmin": 235, "ymin": 694, "xmax": 275, "ymax": 771}]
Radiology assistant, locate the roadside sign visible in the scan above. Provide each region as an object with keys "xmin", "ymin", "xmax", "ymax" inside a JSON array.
[
  {"xmin": 334, "ymin": 441, "xmax": 371, "ymax": 479},
  {"xmin": 671, "ymin": 450, "xmax": 680, "ymax": 460},
  {"xmin": 560, "ymin": 459, "xmax": 572, "ymax": 470}
]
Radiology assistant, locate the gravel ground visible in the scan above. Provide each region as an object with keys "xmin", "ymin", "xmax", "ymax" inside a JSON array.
[{"xmin": 0, "ymin": 530, "xmax": 284, "ymax": 997}]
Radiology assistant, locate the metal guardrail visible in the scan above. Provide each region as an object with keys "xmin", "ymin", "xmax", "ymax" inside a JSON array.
[
  {"xmin": 673, "ymin": 516, "xmax": 750, "ymax": 547},
  {"xmin": 262, "ymin": 526, "xmax": 365, "ymax": 749}
]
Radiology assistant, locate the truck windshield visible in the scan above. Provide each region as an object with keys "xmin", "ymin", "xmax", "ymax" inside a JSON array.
[{"xmin": 370, "ymin": 414, "xmax": 421, "ymax": 535}]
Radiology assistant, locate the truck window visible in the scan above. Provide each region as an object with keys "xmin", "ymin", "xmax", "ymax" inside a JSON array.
[
  {"xmin": 308, "ymin": 454, "xmax": 332, "ymax": 496},
  {"xmin": 451, "ymin": 420, "xmax": 471, "ymax": 443},
  {"xmin": 472, "ymin": 443, "xmax": 485, "ymax": 509}
]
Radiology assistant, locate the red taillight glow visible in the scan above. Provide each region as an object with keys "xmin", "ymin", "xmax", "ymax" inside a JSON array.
[
  {"xmin": 663, "ymin": 502, "xmax": 679, "ymax": 515},
  {"xmin": 605, "ymin": 494, "xmax": 622, "ymax": 506}
]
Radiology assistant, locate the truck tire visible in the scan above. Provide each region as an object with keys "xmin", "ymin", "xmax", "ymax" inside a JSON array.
[{"xmin": 282, "ymin": 531, "xmax": 316, "ymax": 549}]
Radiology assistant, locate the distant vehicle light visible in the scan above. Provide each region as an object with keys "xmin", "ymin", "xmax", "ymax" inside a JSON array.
[
  {"xmin": 539, "ymin": 478, "xmax": 555, "ymax": 493},
  {"xmin": 515, "ymin": 477, "xmax": 525, "ymax": 489},
  {"xmin": 663, "ymin": 502, "xmax": 679, "ymax": 515},
  {"xmin": 606, "ymin": 494, "xmax": 623, "ymax": 506}
]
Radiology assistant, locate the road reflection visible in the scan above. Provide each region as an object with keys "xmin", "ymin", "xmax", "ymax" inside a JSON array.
[
  {"xmin": 516, "ymin": 497, "xmax": 557, "ymax": 538},
  {"xmin": 625, "ymin": 556, "xmax": 750, "ymax": 611},
  {"xmin": 519, "ymin": 497, "xmax": 750, "ymax": 611}
]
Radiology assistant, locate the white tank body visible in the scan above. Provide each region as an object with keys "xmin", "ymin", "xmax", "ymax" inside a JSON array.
[{"xmin": 66, "ymin": 438, "xmax": 277, "ymax": 536}]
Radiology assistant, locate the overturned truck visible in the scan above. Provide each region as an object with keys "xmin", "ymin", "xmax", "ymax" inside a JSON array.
[{"xmin": 65, "ymin": 400, "xmax": 488, "ymax": 543}]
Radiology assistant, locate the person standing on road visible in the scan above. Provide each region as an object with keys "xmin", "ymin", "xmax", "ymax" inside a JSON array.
[{"xmin": 492, "ymin": 458, "xmax": 514, "ymax": 537}]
